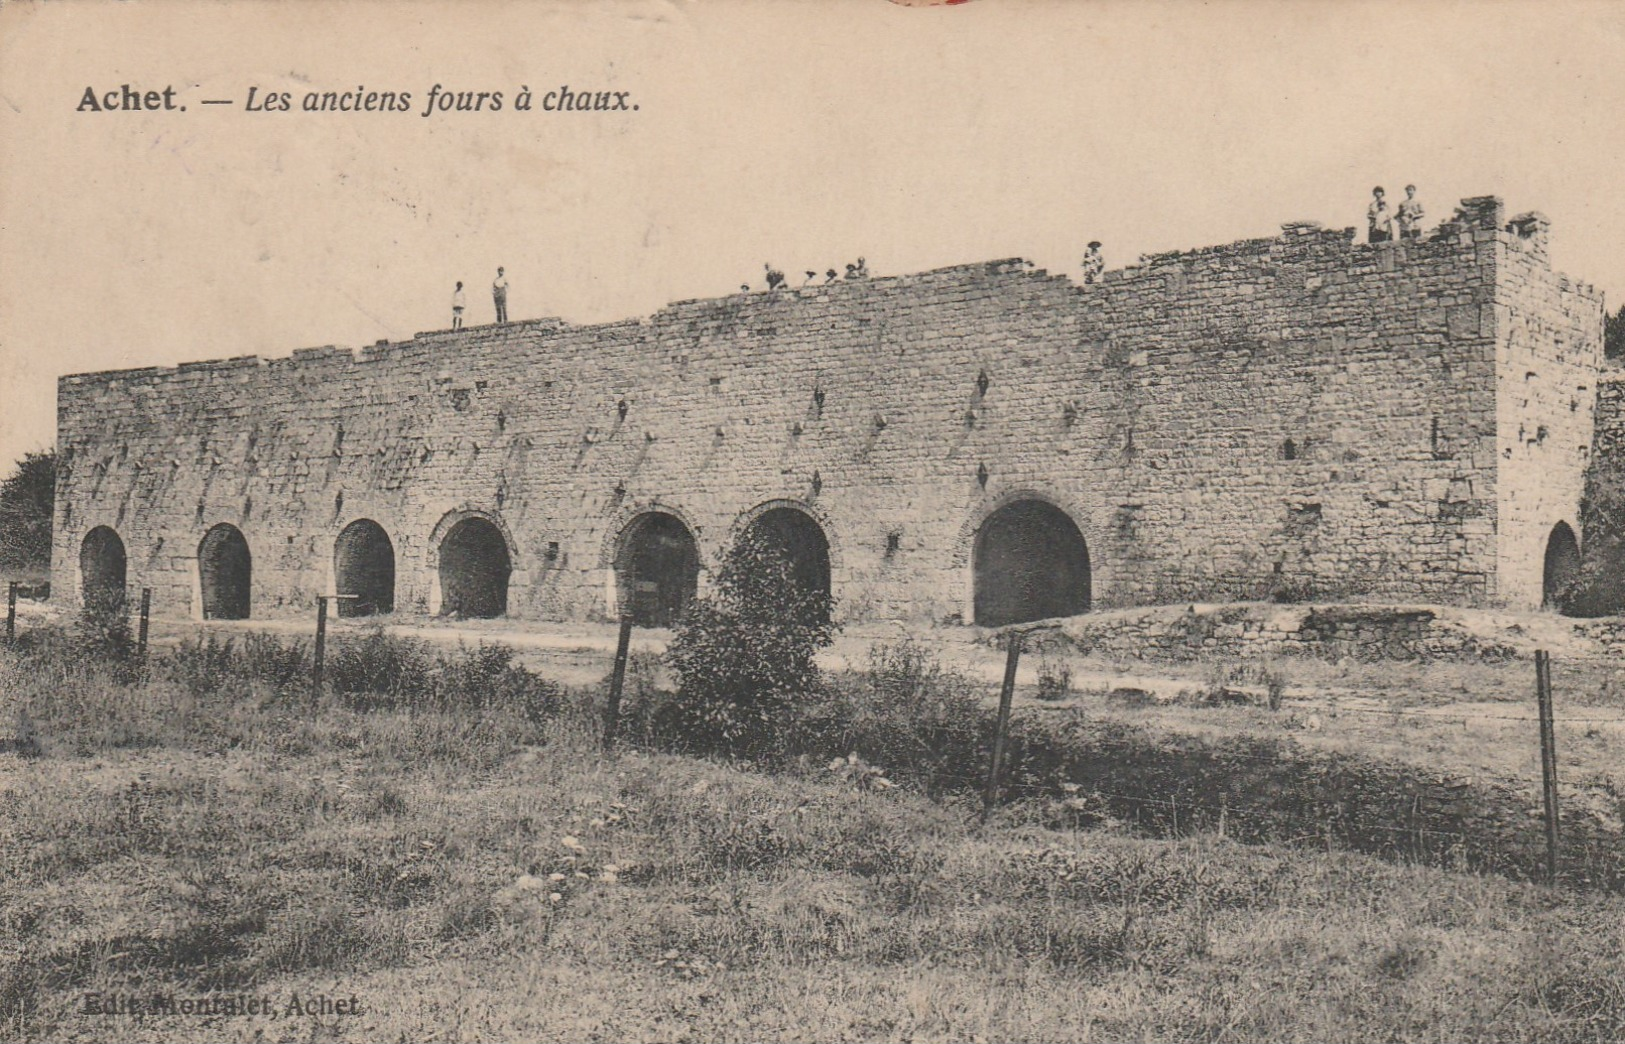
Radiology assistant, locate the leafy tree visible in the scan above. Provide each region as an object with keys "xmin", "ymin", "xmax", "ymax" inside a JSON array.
[
  {"xmin": 1575, "ymin": 448, "xmax": 1625, "ymax": 617},
  {"xmin": 0, "ymin": 450, "xmax": 54, "ymax": 573},
  {"xmin": 1607, "ymin": 304, "xmax": 1625, "ymax": 362},
  {"xmin": 663, "ymin": 525, "xmax": 838, "ymax": 756}
]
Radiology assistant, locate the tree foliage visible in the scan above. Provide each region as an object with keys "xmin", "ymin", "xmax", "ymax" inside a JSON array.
[
  {"xmin": 1575, "ymin": 446, "xmax": 1625, "ymax": 617},
  {"xmin": 0, "ymin": 450, "xmax": 54, "ymax": 572},
  {"xmin": 1607, "ymin": 304, "xmax": 1625, "ymax": 362},
  {"xmin": 663, "ymin": 524, "xmax": 838, "ymax": 756}
]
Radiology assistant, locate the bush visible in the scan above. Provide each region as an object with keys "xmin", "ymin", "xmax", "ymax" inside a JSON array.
[
  {"xmin": 152, "ymin": 627, "xmax": 562, "ymax": 724},
  {"xmin": 325, "ymin": 628, "xmax": 434, "ymax": 707},
  {"xmin": 1193, "ymin": 658, "xmax": 1290, "ymax": 710},
  {"xmin": 664, "ymin": 526, "xmax": 838, "ymax": 755},
  {"xmin": 799, "ymin": 638, "xmax": 986, "ymax": 795},
  {"xmin": 1035, "ymin": 655, "xmax": 1073, "ymax": 701},
  {"xmin": 433, "ymin": 642, "xmax": 560, "ymax": 723},
  {"xmin": 161, "ymin": 634, "xmax": 240, "ymax": 696}
]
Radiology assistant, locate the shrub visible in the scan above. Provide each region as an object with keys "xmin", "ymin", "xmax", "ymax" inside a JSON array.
[
  {"xmin": 664, "ymin": 526, "xmax": 838, "ymax": 755},
  {"xmin": 434, "ymin": 642, "xmax": 560, "ymax": 723},
  {"xmin": 1192, "ymin": 658, "xmax": 1290, "ymax": 709},
  {"xmin": 325, "ymin": 628, "xmax": 435, "ymax": 707},
  {"xmin": 238, "ymin": 631, "xmax": 310, "ymax": 691},
  {"xmin": 1035, "ymin": 655, "xmax": 1073, "ymax": 701},
  {"xmin": 797, "ymin": 638, "xmax": 986, "ymax": 794},
  {"xmin": 160, "ymin": 635, "xmax": 241, "ymax": 696}
]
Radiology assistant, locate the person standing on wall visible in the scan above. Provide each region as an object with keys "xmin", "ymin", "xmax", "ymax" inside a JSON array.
[
  {"xmin": 1396, "ymin": 184, "xmax": 1424, "ymax": 240},
  {"xmin": 1081, "ymin": 241, "xmax": 1104, "ymax": 283},
  {"xmin": 452, "ymin": 281, "xmax": 466, "ymax": 331},
  {"xmin": 492, "ymin": 267, "xmax": 509, "ymax": 323},
  {"xmin": 1368, "ymin": 186, "xmax": 1394, "ymax": 243}
]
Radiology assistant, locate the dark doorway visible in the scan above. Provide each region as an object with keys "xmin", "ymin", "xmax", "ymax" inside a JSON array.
[
  {"xmin": 974, "ymin": 499, "xmax": 1091, "ymax": 626},
  {"xmin": 199, "ymin": 523, "xmax": 252, "ymax": 620},
  {"xmin": 742, "ymin": 506, "xmax": 832, "ymax": 620},
  {"xmin": 335, "ymin": 519, "xmax": 395, "ymax": 617},
  {"xmin": 616, "ymin": 512, "xmax": 700, "ymax": 628},
  {"xmin": 80, "ymin": 526, "xmax": 127, "ymax": 612},
  {"xmin": 1543, "ymin": 521, "xmax": 1581, "ymax": 612},
  {"xmin": 439, "ymin": 516, "xmax": 511, "ymax": 618}
]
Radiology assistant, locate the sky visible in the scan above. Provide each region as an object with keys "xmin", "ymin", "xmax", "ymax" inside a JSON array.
[{"xmin": 2, "ymin": 0, "xmax": 1624, "ymax": 474}]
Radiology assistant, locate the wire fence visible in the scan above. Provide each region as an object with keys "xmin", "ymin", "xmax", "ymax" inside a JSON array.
[{"xmin": 6, "ymin": 599, "xmax": 1622, "ymax": 892}]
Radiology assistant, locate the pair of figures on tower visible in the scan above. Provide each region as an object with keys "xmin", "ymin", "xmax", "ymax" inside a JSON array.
[
  {"xmin": 1369, "ymin": 185, "xmax": 1424, "ymax": 243},
  {"xmin": 451, "ymin": 268, "xmax": 511, "ymax": 330}
]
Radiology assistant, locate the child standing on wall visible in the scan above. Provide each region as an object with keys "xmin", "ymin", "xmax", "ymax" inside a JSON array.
[{"xmin": 452, "ymin": 281, "xmax": 466, "ymax": 330}]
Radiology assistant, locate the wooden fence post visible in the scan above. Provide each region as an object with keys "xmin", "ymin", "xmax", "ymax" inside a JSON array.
[
  {"xmin": 1535, "ymin": 649, "xmax": 1561, "ymax": 885},
  {"xmin": 603, "ymin": 613, "xmax": 635, "ymax": 749},
  {"xmin": 137, "ymin": 588, "xmax": 151, "ymax": 659},
  {"xmin": 312, "ymin": 595, "xmax": 329, "ymax": 689},
  {"xmin": 982, "ymin": 632, "xmax": 1023, "ymax": 824},
  {"xmin": 5, "ymin": 581, "xmax": 16, "ymax": 640}
]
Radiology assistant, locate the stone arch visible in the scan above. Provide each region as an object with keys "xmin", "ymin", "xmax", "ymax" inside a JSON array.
[
  {"xmin": 432, "ymin": 511, "xmax": 512, "ymax": 618},
  {"xmin": 198, "ymin": 523, "xmax": 252, "ymax": 620},
  {"xmin": 733, "ymin": 498, "xmax": 843, "ymax": 572},
  {"xmin": 1542, "ymin": 520, "xmax": 1581, "ymax": 612},
  {"xmin": 972, "ymin": 497, "xmax": 1091, "ymax": 626},
  {"xmin": 79, "ymin": 526, "xmax": 127, "ymax": 612},
  {"xmin": 614, "ymin": 511, "xmax": 701, "ymax": 627},
  {"xmin": 334, "ymin": 518, "xmax": 395, "ymax": 617},
  {"xmin": 735, "ymin": 500, "xmax": 834, "ymax": 619}
]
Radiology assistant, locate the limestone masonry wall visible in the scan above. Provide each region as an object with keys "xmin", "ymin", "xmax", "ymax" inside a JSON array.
[
  {"xmin": 52, "ymin": 197, "xmax": 1610, "ymax": 624},
  {"xmin": 1491, "ymin": 205, "xmax": 1606, "ymax": 608}
]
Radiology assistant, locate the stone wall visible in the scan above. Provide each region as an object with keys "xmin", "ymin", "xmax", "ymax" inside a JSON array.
[
  {"xmin": 1049, "ymin": 603, "xmax": 1520, "ymax": 663},
  {"xmin": 52, "ymin": 198, "xmax": 1607, "ymax": 624},
  {"xmin": 1490, "ymin": 205, "xmax": 1607, "ymax": 608}
]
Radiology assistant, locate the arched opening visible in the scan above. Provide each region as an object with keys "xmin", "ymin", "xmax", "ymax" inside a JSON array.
[
  {"xmin": 741, "ymin": 506, "xmax": 832, "ymax": 621},
  {"xmin": 973, "ymin": 499, "xmax": 1091, "ymax": 626},
  {"xmin": 334, "ymin": 519, "xmax": 395, "ymax": 617},
  {"xmin": 1542, "ymin": 521, "xmax": 1581, "ymax": 612},
  {"xmin": 79, "ymin": 526, "xmax": 127, "ymax": 612},
  {"xmin": 615, "ymin": 512, "xmax": 699, "ymax": 628},
  {"xmin": 199, "ymin": 523, "xmax": 252, "ymax": 620},
  {"xmin": 438, "ymin": 516, "xmax": 511, "ymax": 618}
]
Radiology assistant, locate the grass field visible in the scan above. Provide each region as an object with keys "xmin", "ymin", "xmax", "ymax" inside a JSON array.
[{"xmin": 4, "ymin": 620, "xmax": 1625, "ymax": 1043}]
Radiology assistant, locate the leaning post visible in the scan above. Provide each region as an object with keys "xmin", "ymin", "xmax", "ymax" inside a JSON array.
[
  {"xmin": 982, "ymin": 630, "xmax": 1024, "ymax": 824},
  {"xmin": 603, "ymin": 613, "xmax": 635, "ymax": 750},
  {"xmin": 1535, "ymin": 649, "xmax": 1561, "ymax": 885}
]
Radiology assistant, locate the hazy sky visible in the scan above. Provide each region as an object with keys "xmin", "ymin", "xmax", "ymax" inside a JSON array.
[{"xmin": 2, "ymin": 0, "xmax": 1623, "ymax": 474}]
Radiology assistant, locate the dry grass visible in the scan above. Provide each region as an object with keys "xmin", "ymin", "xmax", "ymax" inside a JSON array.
[{"xmin": 4, "ymin": 627, "xmax": 1625, "ymax": 1042}]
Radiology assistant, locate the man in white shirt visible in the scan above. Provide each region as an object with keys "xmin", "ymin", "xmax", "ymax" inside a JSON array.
[
  {"xmin": 452, "ymin": 281, "xmax": 466, "ymax": 330},
  {"xmin": 1396, "ymin": 185, "xmax": 1424, "ymax": 240},
  {"xmin": 492, "ymin": 267, "xmax": 509, "ymax": 323}
]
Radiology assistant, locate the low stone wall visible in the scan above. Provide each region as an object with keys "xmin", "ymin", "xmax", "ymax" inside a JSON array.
[
  {"xmin": 1578, "ymin": 617, "xmax": 1625, "ymax": 655},
  {"xmin": 1044, "ymin": 602, "xmax": 1524, "ymax": 662}
]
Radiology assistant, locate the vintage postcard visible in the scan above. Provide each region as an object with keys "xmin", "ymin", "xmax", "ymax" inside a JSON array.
[{"xmin": 2, "ymin": 0, "xmax": 1623, "ymax": 1041}]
